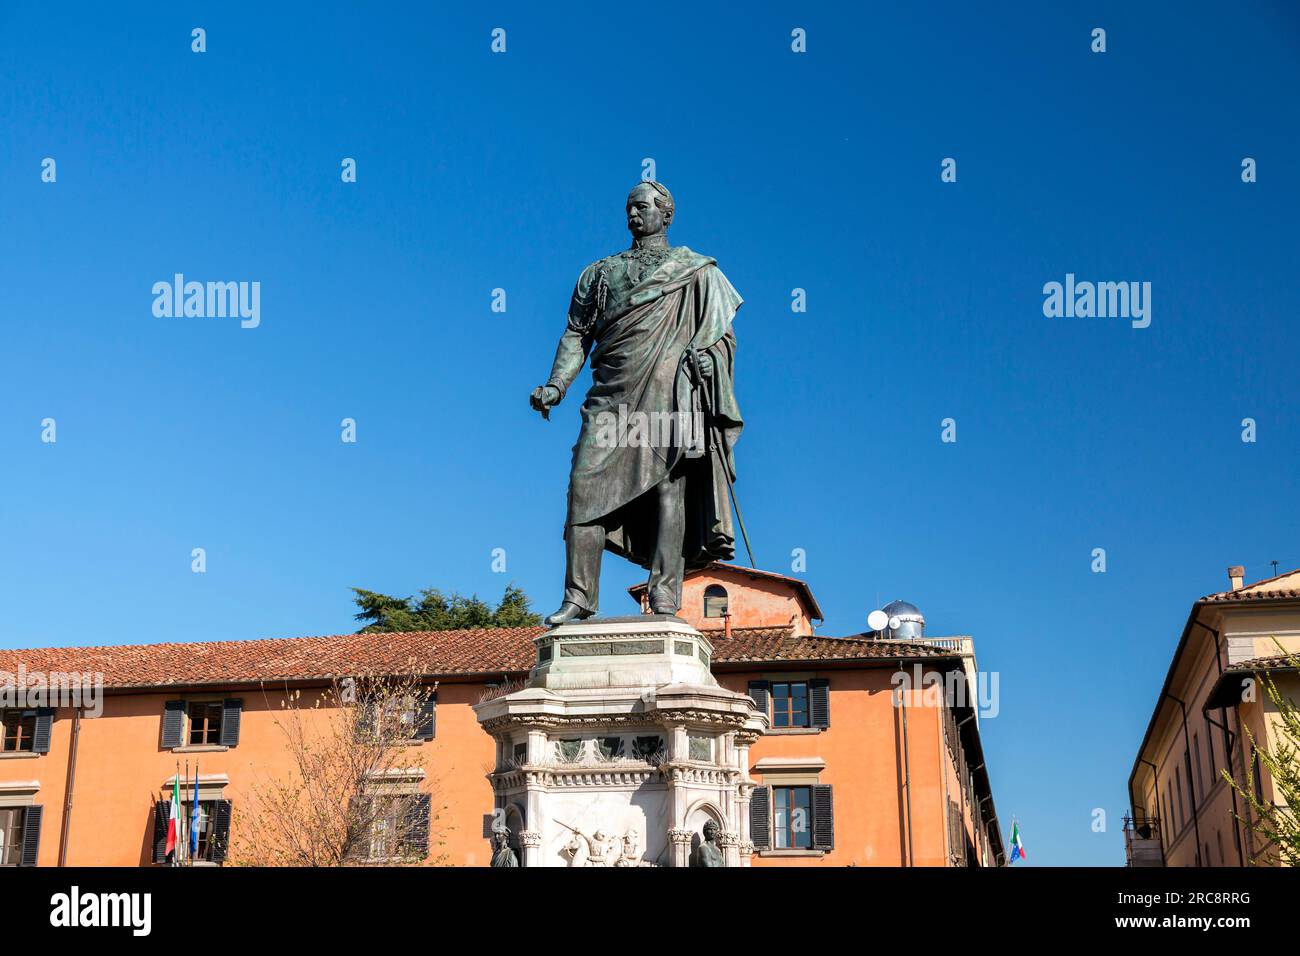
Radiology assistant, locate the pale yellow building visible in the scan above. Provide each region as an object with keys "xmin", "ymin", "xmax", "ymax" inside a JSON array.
[{"xmin": 1127, "ymin": 565, "xmax": 1300, "ymax": 866}]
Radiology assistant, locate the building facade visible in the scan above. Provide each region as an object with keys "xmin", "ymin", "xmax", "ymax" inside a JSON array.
[
  {"xmin": 1126, "ymin": 565, "xmax": 1300, "ymax": 866},
  {"xmin": 0, "ymin": 566, "xmax": 1004, "ymax": 867}
]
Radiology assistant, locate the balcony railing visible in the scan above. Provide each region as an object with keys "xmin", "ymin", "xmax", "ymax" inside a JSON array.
[{"xmin": 1123, "ymin": 815, "xmax": 1164, "ymax": 867}]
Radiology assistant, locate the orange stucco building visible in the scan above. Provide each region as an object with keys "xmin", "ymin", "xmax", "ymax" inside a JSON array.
[{"xmin": 0, "ymin": 565, "xmax": 1004, "ymax": 867}]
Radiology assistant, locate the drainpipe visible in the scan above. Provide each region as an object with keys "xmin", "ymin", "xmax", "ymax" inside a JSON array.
[
  {"xmin": 898, "ymin": 676, "xmax": 914, "ymax": 866},
  {"xmin": 57, "ymin": 707, "xmax": 82, "ymax": 867}
]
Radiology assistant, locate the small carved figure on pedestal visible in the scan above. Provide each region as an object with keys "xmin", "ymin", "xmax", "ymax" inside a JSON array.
[
  {"xmin": 689, "ymin": 820, "xmax": 725, "ymax": 867},
  {"xmin": 490, "ymin": 826, "xmax": 518, "ymax": 868}
]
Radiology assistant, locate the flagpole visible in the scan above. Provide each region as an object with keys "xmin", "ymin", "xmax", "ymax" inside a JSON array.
[
  {"xmin": 192, "ymin": 760, "xmax": 199, "ymax": 865},
  {"xmin": 184, "ymin": 759, "xmax": 190, "ymax": 867},
  {"xmin": 173, "ymin": 760, "xmax": 181, "ymax": 867}
]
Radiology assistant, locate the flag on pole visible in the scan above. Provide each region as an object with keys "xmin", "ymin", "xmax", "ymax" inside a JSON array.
[
  {"xmin": 1009, "ymin": 819, "xmax": 1027, "ymax": 863},
  {"xmin": 190, "ymin": 762, "xmax": 203, "ymax": 862},
  {"xmin": 165, "ymin": 768, "xmax": 182, "ymax": 863}
]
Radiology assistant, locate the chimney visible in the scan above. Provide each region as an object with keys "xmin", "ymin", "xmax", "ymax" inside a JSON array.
[
  {"xmin": 723, "ymin": 611, "xmax": 732, "ymax": 640},
  {"xmin": 1228, "ymin": 565, "xmax": 1245, "ymax": 591}
]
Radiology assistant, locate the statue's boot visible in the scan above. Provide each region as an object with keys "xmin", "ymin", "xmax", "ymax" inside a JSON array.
[{"xmin": 545, "ymin": 602, "xmax": 595, "ymax": 626}]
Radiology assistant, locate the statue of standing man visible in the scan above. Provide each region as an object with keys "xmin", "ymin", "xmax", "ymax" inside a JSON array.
[{"xmin": 530, "ymin": 182, "xmax": 744, "ymax": 625}]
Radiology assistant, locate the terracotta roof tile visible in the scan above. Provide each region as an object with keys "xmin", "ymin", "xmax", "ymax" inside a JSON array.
[
  {"xmin": 0, "ymin": 625, "xmax": 954, "ymax": 690},
  {"xmin": 1202, "ymin": 568, "xmax": 1300, "ymax": 603},
  {"xmin": 1231, "ymin": 653, "xmax": 1300, "ymax": 671}
]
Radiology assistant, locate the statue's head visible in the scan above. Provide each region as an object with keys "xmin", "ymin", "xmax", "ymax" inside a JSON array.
[
  {"xmin": 492, "ymin": 826, "xmax": 510, "ymax": 848},
  {"xmin": 626, "ymin": 181, "xmax": 674, "ymax": 238},
  {"xmin": 593, "ymin": 829, "xmax": 607, "ymax": 842},
  {"xmin": 702, "ymin": 820, "xmax": 719, "ymax": 841}
]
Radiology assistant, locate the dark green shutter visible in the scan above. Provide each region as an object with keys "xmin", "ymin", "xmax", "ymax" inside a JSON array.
[
  {"xmin": 750, "ymin": 786, "xmax": 770, "ymax": 850},
  {"xmin": 812, "ymin": 784, "xmax": 835, "ymax": 850},
  {"xmin": 404, "ymin": 794, "xmax": 432, "ymax": 857},
  {"xmin": 19, "ymin": 805, "xmax": 42, "ymax": 866},
  {"xmin": 209, "ymin": 799, "xmax": 232, "ymax": 863},
  {"xmin": 747, "ymin": 681, "xmax": 770, "ymax": 717},
  {"xmin": 346, "ymin": 796, "xmax": 373, "ymax": 862},
  {"xmin": 161, "ymin": 700, "xmax": 185, "ymax": 749},
  {"xmin": 32, "ymin": 708, "xmax": 54, "ymax": 753},
  {"xmin": 152, "ymin": 800, "xmax": 169, "ymax": 863},
  {"xmin": 219, "ymin": 699, "xmax": 242, "ymax": 746},
  {"xmin": 414, "ymin": 691, "xmax": 437, "ymax": 740},
  {"xmin": 810, "ymin": 678, "xmax": 830, "ymax": 728}
]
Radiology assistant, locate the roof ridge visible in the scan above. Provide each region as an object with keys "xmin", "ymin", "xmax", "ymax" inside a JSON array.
[
  {"xmin": 0, "ymin": 626, "xmax": 549, "ymax": 658},
  {"xmin": 1202, "ymin": 566, "xmax": 1300, "ymax": 600}
]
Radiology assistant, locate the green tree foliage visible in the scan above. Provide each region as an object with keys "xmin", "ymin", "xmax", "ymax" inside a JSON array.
[{"xmin": 352, "ymin": 583, "xmax": 541, "ymax": 633}]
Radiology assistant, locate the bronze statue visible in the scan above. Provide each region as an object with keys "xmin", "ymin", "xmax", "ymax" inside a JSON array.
[
  {"xmin": 490, "ymin": 826, "xmax": 518, "ymax": 867},
  {"xmin": 530, "ymin": 182, "xmax": 744, "ymax": 625},
  {"xmin": 689, "ymin": 820, "xmax": 724, "ymax": 867}
]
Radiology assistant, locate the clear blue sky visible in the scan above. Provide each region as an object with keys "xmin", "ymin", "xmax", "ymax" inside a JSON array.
[{"xmin": 2, "ymin": 2, "xmax": 1297, "ymax": 866}]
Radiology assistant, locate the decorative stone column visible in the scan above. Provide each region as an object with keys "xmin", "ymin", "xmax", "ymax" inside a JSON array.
[
  {"xmin": 519, "ymin": 830, "xmax": 542, "ymax": 868},
  {"xmin": 668, "ymin": 828, "xmax": 694, "ymax": 868},
  {"xmin": 717, "ymin": 829, "xmax": 740, "ymax": 867}
]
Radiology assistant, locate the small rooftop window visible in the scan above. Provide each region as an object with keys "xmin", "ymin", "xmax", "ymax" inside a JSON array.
[{"xmin": 703, "ymin": 585, "xmax": 729, "ymax": 619}]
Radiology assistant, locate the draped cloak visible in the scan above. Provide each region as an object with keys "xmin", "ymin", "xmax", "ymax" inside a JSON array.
[{"xmin": 546, "ymin": 245, "xmax": 743, "ymax": 571}]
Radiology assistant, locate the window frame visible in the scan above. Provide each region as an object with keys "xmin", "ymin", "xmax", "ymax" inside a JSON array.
[
  {"xmin": 186, "ymin": 700, "xmax": 225, "ymax": 747},
  {"xmin": 0, "ymin": 709, "xmax": 37, "ymax": 754},
  {"xmin": 0, "ymin": 806, "xmax": 27, "ymax": 866},
  {"xmin": 771, "ymin": 784, "xmax": 813, "ymax": 850},
  {"xmin": 703, "ymin": 584, "xmax": 729, "ymax": 619},
  {"xmin": 770, "ymin": 681, "xmax": 811, "ymax": 730}
]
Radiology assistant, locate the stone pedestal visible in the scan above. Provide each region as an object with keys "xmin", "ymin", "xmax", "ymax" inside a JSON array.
[{"xmin": 474, "ymin": 615, "xmax": 767, "ymax": 867}]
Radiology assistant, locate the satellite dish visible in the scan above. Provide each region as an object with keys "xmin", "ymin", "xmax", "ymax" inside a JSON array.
[
  {"xmin": 867, "ymin": 609, "xmax": 889, "ymax": 632},
  {"xmin": 888, "ymin": 616, "xmax": 902, "ymax": 630}
]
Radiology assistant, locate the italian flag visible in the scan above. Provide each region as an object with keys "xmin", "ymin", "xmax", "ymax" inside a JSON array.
[
  {"xmin": 165, "ymin": 774, "xmax": 182, "ymax": 863},
  {"xmin": 1009, "ymin": 820, "xmax": 1027, "ymax": 863}
]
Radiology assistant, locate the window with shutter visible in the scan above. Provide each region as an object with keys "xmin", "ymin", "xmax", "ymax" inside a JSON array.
[
  {"xmin": 414, "ymin": 691, "xmax": 437, "ymax": 740},
  {"xmin": 0, "ymin": 806, "xmax": 36, "ymax": 866},
  {"xmin": 219, "ymin": 699, "xmax": 242, "ymax": 747},
  {"xmin": 749, "ymin": 786, "xmax": 771, "ymax": 850},
  {"xmin": 403, "ymin": 794, "xmax": 432, "ymax": 858},
  {"xmin": 809, "ymin": 678, "xmax": 830, "ymax": 728},
  {"xmin": 811, "ymin": 784, "xmax": 834, "ymax": 851},
  {"xmin": 208, "ymin": 800, "xmax": 232, "ymax": 863},
  {"xmin": 32, "ymin": 708, "xmax": 54, "ymax": 753},
  {"xmin": 152, "ymin": 800, "xmax": 169, "ymax": 864},
  {"xmin": 747, "ymin": 681, "xmax": 770, "ymax": 719},
  {"xmin": 161, "ymin": 700, "xmax": 185, "ymax": 749},
  {"xmin": 772, "ymin": 785, "xmax": 813, "ymax": 848},
  {"xmin": 1, "ymin": 709, "xmax": 39, "ymax": 753},
  {"xmin": 19, "ymin": 805, "xmax": 42, "ymax": 867},
  {"xmin": 771, "ymin": 682, "xmax": 810, "ymax": 728},
  {"xmin": 186, "ymin": 701, "xmax": 223, "ymax": 745}
]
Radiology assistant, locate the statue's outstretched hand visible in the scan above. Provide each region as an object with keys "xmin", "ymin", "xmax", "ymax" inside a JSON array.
[{"xmin": 530, "ymin": 385, "xmax": 561, "ymax": 418}]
